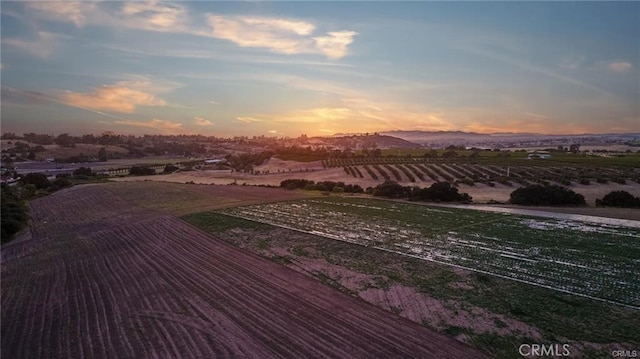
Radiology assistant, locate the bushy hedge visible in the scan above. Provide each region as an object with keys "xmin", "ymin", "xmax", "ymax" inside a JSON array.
[
  {"xmin": 280, "ymin": 179, "xmax": 363, "ymax": 193},
  {"xmin": 129, "ymin": 166, "xmax": 155, "ymax": 176},
  {"xmin": 596, "ymin": 191, "xmax": 640, "ymax": 208},
  {"xmin": 509, "ymin": 184, "xmax": 585, "ymax": 206},
  {"xmin": 73, "ymin": 167, "xmax": 92, "ymax": 177},
  {"xmin": 411, "ymin": 182, "xmax": 472, "ymax": 202},
  {"xmin": 372, "ymin": 181, "xmax": 412, "ymax": 199},
  {"xmin": 370, "ymin": 181, "xmax": 472, "ymax": 203}
]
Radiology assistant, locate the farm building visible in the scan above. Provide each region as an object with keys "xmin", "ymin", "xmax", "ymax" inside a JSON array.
[
  {"xmin": 527, "ymin": 151, "xmax": 551, "ymax": 159},
  {"xmin": 204, "ymin": 158, "xmax": 227, "ymax": 165}
]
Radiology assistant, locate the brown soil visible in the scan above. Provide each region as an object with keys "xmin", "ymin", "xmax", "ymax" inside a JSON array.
[
  {"xmin": 112, "ymin": 164, "xmax": 640, "ymax": 207},
  {"xmin": 221, "ymin": 228, "xmax": 543, "ymax": 346},
  {"xmin": 101, "ymin": 181, "xmax": 311, "ymax": 215},
  {"xmin": 1, "ymin": 184, "xmax": 487, "ymax": 358},
  {"xmin": 359, "ymin": 285, "xmax": 541, "ymax": 340}
]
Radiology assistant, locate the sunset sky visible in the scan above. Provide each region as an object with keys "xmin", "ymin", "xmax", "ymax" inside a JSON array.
[{"xmin": 1, "ymin": 1, "xmax": 638, "ymax": 137}]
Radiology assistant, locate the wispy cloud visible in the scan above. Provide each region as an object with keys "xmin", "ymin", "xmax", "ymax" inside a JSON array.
[
  {"xmin": 102, "ymin": 43, "xmax": 355, "ymax": 67},
  {"xmin": 559, "ymin": 55, "xmax": 585, "ymax": 70},
  {"xmin": 63, "ymin": 79, "xmax": 168, "ymax": 113},
  {"xmin": 523, "ymin": 112, "xmax": 549, "ymax": 119},
  {"xmin": 120, "ymin": 0, "xmax": 188, "ymax": 32},
  {"xmin": 206, "ymin": 14, "xmax": 312, "ymax": 55},
  {"xmin": 1, "ymin": 85, "xmax": 143, "ymax": 123},
  {"xmin": 21, "ymin": 1, "xmax": 357, "ymax": 60},
  {"xmin": 313, "ymin": 31, "xmax": 358, "ymax": 60},
  {"xmin": 235, "ymin": 117, "xmax": 263, "ymax": 123},
  {"xmin": 2, "ymin": 31, "xmax": 58, "ymax": 58},
  {"xmin": 206, "ymin": 14, "xmax": 357, "ymax": 59},
  {"xmin": 194, "ymin": 117, "xmax": 213, "ymax": 126},
  {"xmin": 26, "ymin": 1, "xmax": 95, "ymax": 28},
  {"xmin": 114, "ymin": 118, "xmax": 183, "ymax": 132},
  {"xmin": 241, "ymin": 17, "xmax": 316, "ymax": 36},
  {"xmin": 463, "ymin": 46, "xmax": 609, "ymax": 95},
  {"xmin": 238, "ymin": 100, "xmax": 454, "ymax": 134},
  {"xmin": 608, "ymin": 61, "xmax": 632, "ymax": 73}
]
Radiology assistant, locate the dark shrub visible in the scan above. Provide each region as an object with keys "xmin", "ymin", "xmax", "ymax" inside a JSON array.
[
  {"xmin": 372, "ymin": 181, "xmax": 411, "ymax": 199},
  {"xmin": 129, "ymin": 166, "xmax": 155, "ymax": 176},
  {"xmin": 163, "ymin": 164, "xmax": 179, "ymax": 173},
  {"xmin": 52, "ymin": 177, "xmax": 73, "ymax": 188},
  {"xmin": 20, "ymin": 172, "xmax": 50, "ymax": 189},
  {"xmin": 73, "ymin": 167, "xmax": 92, "ymax": 177},
  {"xmin": 412, "ymin": 182, "xmax": 472, "ymax": 203},
  {"xmin": 280, "ymin": 179, "xmax": 314, "ymax": 190},
  {"xmin": 1, "ymin": 184, "xmax": 28, "ymax": 242},
  {"xmin": 596, "ymin": 191, "xmax": 640, "ymax": 208},
  {"xmin": 510, "ymin": 185, "xmax": 585, "ymax": 206}
]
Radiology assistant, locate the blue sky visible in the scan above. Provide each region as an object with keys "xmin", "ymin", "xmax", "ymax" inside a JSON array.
[{"xmin": 1, "ymin": 1, "xmax": 638, "ymax": 137}]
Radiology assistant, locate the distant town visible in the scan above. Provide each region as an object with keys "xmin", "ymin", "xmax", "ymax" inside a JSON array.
[{"xmin": 2, "ymin": 131, "xmax": 639, "ymax": 167}]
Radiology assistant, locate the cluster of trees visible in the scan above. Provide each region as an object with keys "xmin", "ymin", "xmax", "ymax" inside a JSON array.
[
  {"xmin": 509, "ymin": 185, "xmax": 586, "ymax": 206},
  {"xmin": 371, "ymin": 181, "xmax": 473, "ymax": 203},
  {"xmin": 142, "ymin": 142, "xmax": 207, "ymax": 156},
  {"xmin": 2, "ymin": 140, "xmax": 109, "ymax": 163},
  {"xmin": 271, "ymin": 146, "xmax": 335, "ymax": 162},
  {"xmin": 129, "ymin": 166, "xmax": 156, "ymax": 176},
  {"xmin": 281, "ymin": 178, "xmax": 473, "ymax": 202},
  {"xmin": 596, "ymin": 191, "xmax": 640, "ymax": 208},
  {"xmin": 1, "ymin": 167, "xmax": 109, "ymax": 243},
  {"xmin": 280, "ymin": 179, "xmax": 364, "ymax": 193},
  {"xmin": 163, "ymin": 164, "xmax": 179, "ymax": 173},
  {"xmin": 1, "ymin": 184, "xmax": 29, "ymax": 242},
  {"xmin": 3, "ymin": 132, "xmax": 214, "ymax": 161},
  {"xmin": 507, "ymin": 185, "xmax": 640, "ymax": 208},
  {"xmin": 227, "ymin": 151, "xmax": 274, "ymax": 172}
]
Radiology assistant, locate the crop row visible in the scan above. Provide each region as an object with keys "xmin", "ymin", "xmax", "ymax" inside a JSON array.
[
  {"xmin": 338, "ymin": 163, "xmax": 640, "ymax": 186},
  {"xmin": 221, "ymin": 198, "xmax": 640, "ymax": 307}
]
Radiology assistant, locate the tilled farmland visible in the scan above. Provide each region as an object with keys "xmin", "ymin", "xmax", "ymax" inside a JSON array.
[{"xmin": 1, "ymin": 185, "xmax": 487, "ymax": 358}]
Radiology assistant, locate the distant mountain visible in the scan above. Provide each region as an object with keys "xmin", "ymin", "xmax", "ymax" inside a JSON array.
[
  {"xmin": 380, "ymin": 131, "xmax": 640, "ymax": 148},
  {"xmin": 317, "ymin": 133, "xmax": 421, "ymax": 149}
]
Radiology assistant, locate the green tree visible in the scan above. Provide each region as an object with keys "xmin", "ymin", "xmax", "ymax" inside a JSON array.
[
  {"xmin": 129, "ymin": 166, "xmax": 155, "ymax": 176},
  {"xmin": 1, "ymin": 184, "xmax": 29, "ymax": 243},
  {"xmin": 372, "ymin": 181, "xmax": 411, "ymax": 198},
  {"xmin": 411, "ymin": 182, "xmax": 472, "ymax": 202},
  {"xmin": 55, "ymin": 133, "xmax": 76, "ymax": 147},
  {"xmin": 52, "ymin": 177, "xmax": 73, "ymax": 189},
  {"xmin": 596, "ymin": 191, "xmax": 640, "ymax": 208},
  {"xmin": 73, "ymin": 167, "xmax": 92, "ymax": 177},
  {"xmin": 510, "ymin": 185, "xmax": 586, "ymax": 206},
  {"xmin": 20, "ymin": 173, "xmax": 51, "ymax": 189},
  {"xmin": 98, "ymin": 147, "xmax": 108, "ymax": 161}
]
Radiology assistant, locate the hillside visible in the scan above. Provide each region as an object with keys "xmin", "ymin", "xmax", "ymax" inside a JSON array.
[
  {"xmin": 381, "ymin": 131, "xmax": 640, "ymax": 148},
  {"xmin": 321, "ymin": 133, "xmax": 421, "ymax": 149}
]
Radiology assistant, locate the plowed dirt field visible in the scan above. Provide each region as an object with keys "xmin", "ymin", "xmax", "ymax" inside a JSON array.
[{"xmin": 1, "ymin": 184, "xmax": 487, "ymax": 358}]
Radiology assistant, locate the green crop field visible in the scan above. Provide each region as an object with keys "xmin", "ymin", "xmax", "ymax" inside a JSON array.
[{"xmin": 219, "ymin": 197, "xmax": 640, "ymax": 308}]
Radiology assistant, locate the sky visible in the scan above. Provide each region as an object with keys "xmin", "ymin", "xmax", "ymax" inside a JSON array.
[{"xmin": 1, "ymin": 1, "xmax": 638, "ymax": 137}]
